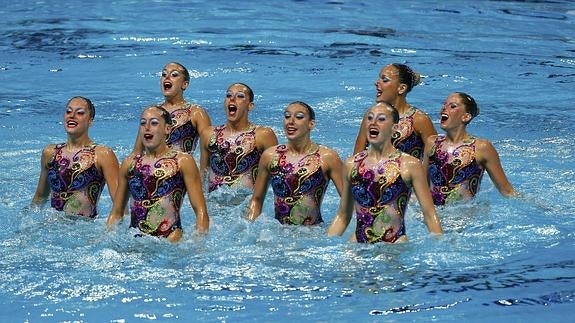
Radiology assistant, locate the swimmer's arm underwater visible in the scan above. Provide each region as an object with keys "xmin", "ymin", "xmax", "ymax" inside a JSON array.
[
  {"xmin": 106, "ymin": 158, "xmax": 131, "ymax": 230},
  {"xmin": 245, "ymin": 148, "xmax": 273, "ymax": 221},
  {"xmin": 31, "ymin": 145, "xmax": 56, "ymax": 208}
]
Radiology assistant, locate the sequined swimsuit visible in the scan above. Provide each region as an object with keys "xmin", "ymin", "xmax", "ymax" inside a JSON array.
[
  {"xmin": 392, "ymin": 106, "xmax": 425, "ymax": 160},
  {"xmin": 127, "ymin": 150, "xmax": 184, "ymax": 237},
  {"xmin": 207, "ymin": 124, "xmax": 261, "ymax": 192},
  {"xmin": 427, "ymin": 135, "xmax": 484, "ymax": 205},
  {"xmin": 350, "ymin": 151, "xmax": 411, "ymax": 243},
  {"xmin": 269, "ymin": 145, "xmax": 328, "ymax": 225},
  {"xmin": 166, "ymin": 103, "xmax": 199, "ymax": 154},
  {"xmin": 47, "ymin": 143, "xmax": 105, "ymax": 218}
]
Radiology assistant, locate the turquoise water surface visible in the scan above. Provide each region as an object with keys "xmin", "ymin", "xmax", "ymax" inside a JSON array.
[{"xmin": 0, "ymin": 1, "xmax": 574, "ymax": 322}]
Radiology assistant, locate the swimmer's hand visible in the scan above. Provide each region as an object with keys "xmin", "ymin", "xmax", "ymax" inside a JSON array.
[
  {"xmin": 244, "ymin": 202, "xmax": 262, "ymax": 222},
  {"xmin": 509, "ymin": 190, "xmax": 521, "ymax": 198},
  {"xmin": 105, "ymin": 213, "xmax": 123, "ymax": 230}
]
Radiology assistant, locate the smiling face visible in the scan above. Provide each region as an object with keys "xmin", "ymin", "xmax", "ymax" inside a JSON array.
[
  {"xmin": 374, "ymin": 65, "xmax": 404, "ymax": 104},
  {"xmin": 283, "ymin": 102, "xmax": 315, "ymax": 141},
  {"xmin": 364, "ymin": 102, "xmax": 398, "ymax": 145},
  {"xmin": 64, "ymin": 97, "xmax": 93, "ymax": 137},
  {"xmin": 139, "ymin": 106, "xmax": 172, "ymax": 151},
  {"xmin": 439, "ymin": 93, "xmax": 472, "ymax": 131},
  {"xmin": 160, "ymin": 62, "xmax": 189, "ymax": 99},
  {"xmin": 224, "ymin": 83, "xmax": 253, "ymax": 123}
]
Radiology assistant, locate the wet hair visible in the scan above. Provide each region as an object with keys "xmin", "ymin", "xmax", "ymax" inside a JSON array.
[
  {"xmin": 290, "ymin": 101, "xmax": 316, "ymax": 120},
  {"xmin": 230, "ymin": 82, "xmax": 254, "ymax": 102},
  {"xmin": 455, "ymin": 92, "xmax": 479, "ymax": 122},
  {"xmin": 371, "ymin": 101, "xmax": 400, "ymax": 123},
  {"xmin": 168, "ymin": 61, "xmax": 190, "ymax": 82},
  {"xmin": 145, "ymin": 105, "xmax": 173, "ymax": 125},
  {"xmin": 390, "ymin": 63, "xmax": 421, "ymax": 94},
  {"xmin": 68, "ymin": 96, "xmax": 95, "ymax": 120}
]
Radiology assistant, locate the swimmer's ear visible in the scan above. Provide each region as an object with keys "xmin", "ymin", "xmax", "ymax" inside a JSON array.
[
  {"xmin": 182, "ymin": 80, "xmax": 189, "ymax": 91},
  {"xmin": 248, "ymin": 102, "xmax": 255, "ymax": 111},
  {"xmin": 462, "ymin": 112, "xmax": 472, "ymax": 124},
  {"xmin": 309, "ymin": 119, "xmax": 316, "ymax": 129},
  {"xmin": 398, "ymin": 83, "xmax": 408, "ymax": 95}
]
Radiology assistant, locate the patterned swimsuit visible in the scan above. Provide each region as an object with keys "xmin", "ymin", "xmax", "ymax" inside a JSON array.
[
  {"xmin": 47, "ymin": 143, "xmax": 105, "ymax": 218},
  {"xmin": 269, "ymin": 145, "xmax": 328, "ymax": 225},
  {"xmin": 427, "ymin": 135, "xmax": 484, "ymax": 205},
  {"xmin": 392, "ymin": 106, "xmax": 425, "ymax": 160},
  {"xmin": 207, "ymin": 124, "xmax": 261, "ymax": 192},
  {"xmin": 127, "ymin": 150, "xmax": 185, "ymax": 237},
  {"xmin": 350, "ymin": 151, "xmax": 412, "ymax": 243},
  {"xmin": 166, "ymin": 103, "xmax": 199, "ymax": 154}
]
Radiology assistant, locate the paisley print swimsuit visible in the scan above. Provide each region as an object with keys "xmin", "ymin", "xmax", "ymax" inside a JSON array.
[
  {"xmin": 47, "ymin": 143, "xmax": 105, "ymax": 218},
  {"xmin": 427, "ymin": 135, "xmax": 484, "ymax": 205},
  {"xmin": 350, "ymin": 151, "xmax": 412, "ymax": 243},
  {"xmin": 127, "ymin": 150, "xmax": 185, "ymax": 237},
  {"xmin": 392, "ymin": 106, "xmax": 425, "ymax": 160},
  {"xmin": 207, "ymin": 124, "xmax": 261, "ymax": 192},
  {"xmin": 166, "ymin": 103, "xmax": 199, "ymax": 154},
  {"xmin": 269, "ymin": 145, "xmax": 328, "ymax": 225}
]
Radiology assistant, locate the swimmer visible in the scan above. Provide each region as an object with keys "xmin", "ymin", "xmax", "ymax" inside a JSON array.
[
  {"xmin": 31, "ymin": 96, "xmax": 120, "ymax": 218},
  {"xmin": 107, "ymin": 105, "xmax": 209, "ymax": 242},
  {"xmin": 423, "ymin": 92, "xmax": 518, "ymax": 205},
  {"xmin": 246, "ymin": 101, "xmax": 344, "ymax": 225},
  {"xmin": 328, "ymin": 102, "xmax": 443, "ymax": 243},
  {"xmin": 353, "ymin": 63, "xmax": 437, "ymax": 159},
  {"xmin": 199, "ymin": 82, "xmax": 278, "ymax": 193},
  {"xmin": 132, "ymin": 62, "xmax": 211, "ymax": 157}
]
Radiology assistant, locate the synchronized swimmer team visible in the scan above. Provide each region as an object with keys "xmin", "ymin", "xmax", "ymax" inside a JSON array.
[{"xmin": 31, "ymin": 61, "xmax": 518, "ymax": 244}]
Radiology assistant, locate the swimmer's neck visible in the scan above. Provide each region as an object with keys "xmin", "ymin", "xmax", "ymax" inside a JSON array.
[
  {"xmin": 143, "ymin": 145, "xmax": 170, "ymax": 158},
  {"xmin": 162, "ymin": 95, "xmax": 187, "ymax": 110},
  {"xmin": 287, "ymin": 138, "xmax": 315, "ymax": 155},
  {"xmin": 444, "ymin": 127, "xmax": 470, "ymax": 143},
  {"xmin": 226, "ymin": 120, "xmax": 252, "ymax": 134},
  {"xmin": 367, "ymin": 142, "xmax": 397, "ymax": 160},
  {"xmin": 392, "ymin": 97, "xmax": 410, "ymax": 114},
  {"xmin": 66, "ymin": 134, "xmax": 93, "ymax": 149}
]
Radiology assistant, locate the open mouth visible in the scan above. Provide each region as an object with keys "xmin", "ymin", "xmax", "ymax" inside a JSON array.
[
  {"xmin": 368, "ymin": 128, "xmax": 379, "ymax": 138},
  {"xmin": 163, "ymin": 81, "xmax": 173, "ymax": 91},
  {"xmin": 143, "ymin": 134, "xmax": 153, "ymax": 140},
  {"xmin": 286, "ymin": 126, "xmax": 297, "ymax": 135},
  {"xmin": 66, "ymin": 120, "xmax": 78, "ymax": 127},
  {"xmin": 228, "ymin": 104, "xmax": 237, "ymax": 115},
  {"xmin": 440, "ymin": 113, "xmax": 449, "ymax": 122}
]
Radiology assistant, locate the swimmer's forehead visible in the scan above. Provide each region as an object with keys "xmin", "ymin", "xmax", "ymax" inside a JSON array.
[
  {"xmin": 227, "ymin": 84, "xmax": 248, "ymax": 92},
  {"xmin": 163, "ymin": 62, "xmax": 184, "ymax": 71},
  {"xmin": 446, "ymin": 93, "xmax": 463, "ymax": 103},
  {"xmin": 380, "ymin": 64, "xmax": 399, "ymax": 76},
  {"xmin": 285, "ymin": 103, "xmax": 307, "ymax": 113},
  {"xmin": 141, "ymin": 107, "xmax": 164, "ymax": 119},
  {"xmin": 368, "ymin": 103, "xmax": 394, "ymax": 114},
  {"xmin": 67, "ymin": 98, "xmax": 89, "ymax": 108}
]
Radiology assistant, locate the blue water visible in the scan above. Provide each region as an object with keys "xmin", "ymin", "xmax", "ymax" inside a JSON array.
[{"xmin": 1, "ymin": 0, "xmax": 574, "ymax": 322}]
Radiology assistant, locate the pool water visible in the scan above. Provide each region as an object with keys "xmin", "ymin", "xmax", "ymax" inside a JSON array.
[{"xmin": 1, "ymin": 1, "xmax": 574, "ymax": 321}]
